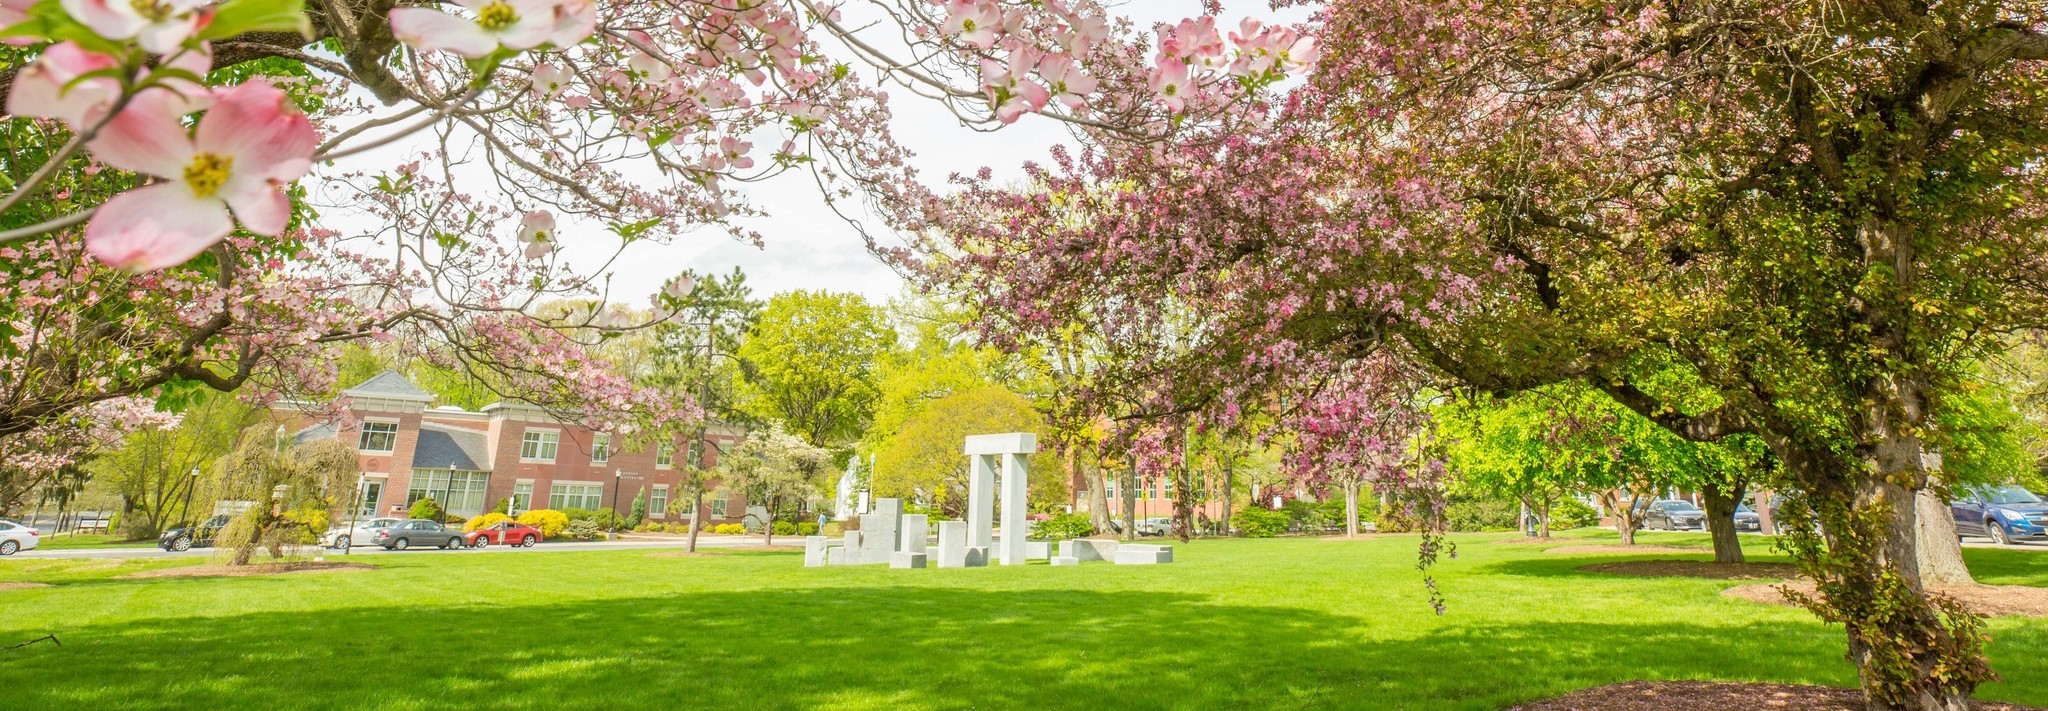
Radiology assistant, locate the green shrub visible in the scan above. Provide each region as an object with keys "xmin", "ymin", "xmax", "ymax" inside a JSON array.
[
  {"xmin": 1232, "ymin": 507, "xmax": 1290, "ymax": 537},
  {"xmin": 409, "ymin": 497, "xmax": 445, "ymax": 522},
  {"xmin": 821, "ymin": 522, "xmax": 844, "ymax": 537},
  {"xmin": 1444, "ymin": 498, "xmax": 1518, "ymax": 532},
  {"xmin": 627, "ymin": 491, "xmax": 647, "ymax": 529},
  {"xmin": 562, "ymin": 519, "xmax": 605, "ymax": 541},
  {"xmin": 797, "ymin": 522, "xmax": 819, "ymax": 536},
  {"xmin": 489, "ymin": 498, "xmax": 509, "ymax": 515},
  {"xmin": 442, "ymin": 514, "xmax": 467, "ymax": 526},
  {"xmin": 1282, "ymin": 499, "xmax": 1331, "ymax": 532},
  {"xmin": 1031, "ymin": 512, "xmax": 1095, "ymax": 540},
  {"xmin": 1549, "ymin": 498, "xmax": 1600, "ymax": 530},
  {"xmin": 464, "ymin": 512, "xmax": 511, "ymax": 533},
  {"xmin": 773, "ymin": 520, "xmax": 796, "ymax": 535},
  {"xmin": 713, "ymin": 523, "xmax": 745, "ymax": 535},
  {"xmin": 515, "ymin": 509, "xmax": 570, "ymax": 538}
]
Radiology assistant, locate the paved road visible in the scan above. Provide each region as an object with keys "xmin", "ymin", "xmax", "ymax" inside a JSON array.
[{"xmin": 11, "ymin": 536, "xmax": 791, "ymax": 560}]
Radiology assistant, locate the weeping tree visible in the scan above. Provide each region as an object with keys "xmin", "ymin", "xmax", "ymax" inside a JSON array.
[{"xmin": 207, "ymin": 427, "xmax": 355, "ymax": 566}]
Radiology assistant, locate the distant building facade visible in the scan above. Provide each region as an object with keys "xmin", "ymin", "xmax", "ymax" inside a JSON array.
[{"xmin": 282, "ymin": 371, "xmax": 745, "ymax": 524}]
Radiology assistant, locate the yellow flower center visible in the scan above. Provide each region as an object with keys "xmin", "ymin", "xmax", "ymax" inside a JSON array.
[
  {"xmin": 183, "ymin": 153, "xmax": 233, "ymax": 198},
  {"xmin": 960, "ymin": 19, "xmax": 977, "ymax": 33},
  {"xmin": 129, "ymin": 0, "xmax": 174, "ymax": 22},
  {"xmin": 477, "ymin": 2, "xmax": 519, "ymax": 31}
]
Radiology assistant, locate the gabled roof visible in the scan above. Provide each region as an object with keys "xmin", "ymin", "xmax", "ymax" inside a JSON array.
[
  {"xmin": 342, "ymin": 370, "xmax": 434, "ymax": 403},
  {"xmin": 413, "ymin": 422, "xmax": 490, "ymax": 471},
  {"xmin": 292, "ymin": 422, "xmax": 338, "ymax": 446}
]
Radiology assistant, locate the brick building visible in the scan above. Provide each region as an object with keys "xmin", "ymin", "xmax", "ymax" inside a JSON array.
[{"xmin": 283, "ymin": 371, "xmax": 747, "ymax": 524}]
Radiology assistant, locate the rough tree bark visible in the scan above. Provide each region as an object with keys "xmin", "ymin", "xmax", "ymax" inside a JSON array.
[
  {"xmin": 1915, "ymin": 488, "xmax": 1973, "ymax": 586},
  {"xmin": 685, "ymin": 488, "xmax": 704, "ymax": 553},
  {"xmin": 1343, "ymin": 480, "xmax": 1360, "ymax": 538},
  {"xmin": 1700, "ymin": 481, "xmax": 1748, "ymax": 564}
]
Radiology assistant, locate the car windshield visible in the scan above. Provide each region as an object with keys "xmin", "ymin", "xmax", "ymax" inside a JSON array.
[
  {"xmin": 1735, "ymin": 504, "xmax": 1754, "ymax": 514},
  {"xmin": 1980, "ymin": 486, "xmax": 2043, "ymax": 505},
  {"xmin": 1667, "ymin": 502, "xmax": 1703, "ymax": 512}
]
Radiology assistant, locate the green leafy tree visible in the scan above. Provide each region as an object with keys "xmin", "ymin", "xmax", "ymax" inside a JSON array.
[
  {"xmin": 737, "ymin": 291, "xmax": 895, "ymax": 447},
  {"xmin": 872, "ymin": 386, "xmax": 1063, "ymax": 517},
  {"xmin": 90, "ymin": 393, "xmax": 256, "ymax": 538},
  {"xmin": 642, "ymin": 267, "xmax": 761, "ymax": 552},
  {"xmin": 718, "ymin": 425, "xmax": 829, "ymax": 546},
  {"xmin": 208, "ymin": 427, "xmax": 356, "ymax": 566},
  {"xmin": 627, "ymin": 489, "xmax": 647, "ymax": 529}
]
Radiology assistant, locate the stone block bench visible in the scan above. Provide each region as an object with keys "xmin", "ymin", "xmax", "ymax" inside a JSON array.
[{"xmin": 1113, "ymin": 544, "xmax": 1173, "ymax": 565}]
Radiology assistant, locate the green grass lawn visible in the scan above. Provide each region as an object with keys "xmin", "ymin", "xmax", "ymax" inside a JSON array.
[
  {"xmin": 29, "ymin": 533, "xmax": 156, "ymax": 550},
  {"xmin": 2, "ymin": 532, "xmax": 2045, "ymax": 709}
]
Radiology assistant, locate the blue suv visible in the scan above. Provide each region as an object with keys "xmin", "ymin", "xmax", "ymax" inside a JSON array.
[{"xmin": 1952, "ymin": 484, "xmax": 2048, "ymax": 546}]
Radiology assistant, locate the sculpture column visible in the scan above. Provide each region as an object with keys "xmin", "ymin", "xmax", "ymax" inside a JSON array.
[
  {"xmin": 998, "ymin": 451, "xmax": 1029, "ymax": 565},
  {"xmin": 967, "ymin": 453, "xmax": 995, "ymax": 555}
]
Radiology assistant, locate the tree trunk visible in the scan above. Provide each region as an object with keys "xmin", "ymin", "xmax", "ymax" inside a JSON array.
[
  {"xmin": 1539, "ymin": 496, "xmax": 1552, "ymax": 539},
  {"xmin": 1838, "ymin": 477, "xmax": 1977, "ymax": 711},
  {"xmin": 1914, "ymin": 487, "xmax": 1973, "ymax": 586},
  {"xmin": 1701, "ymin": 482, "xmax": 1747, "ymax": 564},
  {"xmin": 685, "ymin": 489, "xmax": 704, "ymax": 553},
  {"xmin": 1600, "ymin": 490, "xmax": 1638, "ymax": 545},
  {"xmin": 1122, "ymin": 457, "xmax": 1137, "ymax": 542},
  {"xmin": 1084, "ymin": 457, "xmax": 1110, "ymax": 534},
  {"xmin": 1221, "ymin": 454, "xmax": 1235, "ymax": 536},
  {"xmin": 1343, "ymin": 480, "xmax": 1360, "ymax": 539}
]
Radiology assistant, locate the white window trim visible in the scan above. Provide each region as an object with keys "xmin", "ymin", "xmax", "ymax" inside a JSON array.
[
  {"xmin": 590, "ymin": 433, "xmax": 611, "ymax": 465},
  {"xmin": 650, "ymin": 484, "xmax": 669, "ymax": 519},
  {"xmin": 547, "ymin": 479, "xmax": 604, "ymax": 510},
  {"xmin": 655, "ymin": 442, "xmax": 674, "ymax": 470},
  {"xmin": 358, "ymin": 418, "xmax": 400, "ymax": 453},
  {"xmin": 520, "ymin": 428, "xmax": 561, "ymax": 463}
]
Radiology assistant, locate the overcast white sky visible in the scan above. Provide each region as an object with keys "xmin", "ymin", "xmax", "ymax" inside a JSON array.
[{"xmin": 325, "ymin": 2, "xmax": 1297, "ymax": 305}]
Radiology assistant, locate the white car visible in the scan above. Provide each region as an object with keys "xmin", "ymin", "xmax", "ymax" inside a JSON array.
[
  {"xmin": 321, "ymin": 518, "xmax": 403, "ymax": 548},
  {"xmin": 0, "ymin": 519, "xmax": 41, "ymax": 555}
]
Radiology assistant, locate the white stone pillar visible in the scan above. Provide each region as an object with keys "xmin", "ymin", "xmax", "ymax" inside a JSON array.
[
  {"xmin": 862, "ymin": 497, "xmax": 902, "ymax": 564},
  {"xmin": 967, "ymin": 453, "xmax": 995, "ymax": 551},
  {"xmin": 900, "ymin": 514, "xmax": 928, "ymax": 554},
  {"xmin": 998, "ymin": 451, "xmax": 1029, "ymax": 565},
  {"xmin": 936, "ymin": 520, "xmax": 969, "ymax": 568}
]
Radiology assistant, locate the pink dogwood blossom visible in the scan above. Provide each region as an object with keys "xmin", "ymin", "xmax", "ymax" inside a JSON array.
[
  {"xmin": 84, "ymin": 80, "xmax": 314, "ymax": 271},
  {"xmin": 1149, "ymin": 57, "xmax": 1191, "ymax": 111},
  {"xmin": 8, "ymin": 42, "xmax": 215, "ymax": 129},
  {"xmin": 390, "ymin": 0, "xmax": 593, "ymax": 59},
  {"xmin": 942, "ymin": 0, "xmax": 1000, "ymax": 50},
  {"xmin": 60, "ymin": 0, "xmax": 211, "ymax": 54},
  {"xmin": 516, "ymin": 210, "xmax": 557, "ymax": 259}
]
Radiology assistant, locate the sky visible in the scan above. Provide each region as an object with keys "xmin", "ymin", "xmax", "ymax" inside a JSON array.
[{"xmin": 325, "ymin": 1, "xmax": 1298, "ymax": 305}]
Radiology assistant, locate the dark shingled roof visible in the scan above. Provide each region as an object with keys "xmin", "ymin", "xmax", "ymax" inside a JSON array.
[
  {"xmin": 343, "ymin": 370, "xmax": 434, "ymax": 402},
  {"xmin": 292, "ymin": 422, "xmax": 338, "ymax": 446},
  {"xmin": 412, "ymin": 423, "xmax": 490, "ymax": 471}
]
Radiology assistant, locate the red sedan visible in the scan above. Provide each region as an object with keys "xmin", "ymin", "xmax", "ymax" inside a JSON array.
[{"xmin": 465, "ymin": 521, "xmax": 543, "ymax": 548}]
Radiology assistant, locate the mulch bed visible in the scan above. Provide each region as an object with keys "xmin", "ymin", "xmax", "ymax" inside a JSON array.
[
  {"xmin": 645, "ymin": 551, "xmax": 729, "ymax": 558},
  {"xmin": 1578, "ymin": 560, "xmax": 1802, "ymax": 580},
  {"xmin": 0, "ymin": 581, "xmax": 54, "ymax": 590},
  {"xmin": 1508, "ymin": 680, "xmax": 2043, "ymax": 710},
  {"xmin": 113, "ymin": 561, "xmax": 375, "ymax": 579},
  {"xmin": 1725, "ymin": 581, "xmax": 2048, "ymax": 618},
  {"xmin": 1491, "ymin": 536, "xmax": 1571, "ymax": 545},
  {"xmin": 1543, "ymin": 544, "xmax": 1710, "ymax": 555},
  {"xmin": 726, "ymin": 545, "xmax": 802, "ymax": 552}
]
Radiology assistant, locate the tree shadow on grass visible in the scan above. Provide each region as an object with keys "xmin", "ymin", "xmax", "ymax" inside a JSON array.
[{"xmin": 1, "ymin": 586, "xmax": 1883, "ymax": 711}]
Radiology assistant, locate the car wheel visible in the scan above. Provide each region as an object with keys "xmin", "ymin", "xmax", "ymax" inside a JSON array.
[
  {"xmin": 0, "ymin": 540, "xmax": 17, "ymax": 555},
  {"xmin": 393, "ymin": 538, "xmax": 410, "ymax": 550},
  {"xmin": 334, "ymin": 535, "xmax": 350, "ymax": 549},
  {"xmin": 171, "ymin": 536, "xmax": 193, "ymax": 552},
  {"xmin": 521, "ymin": 535, "xmax": 536, "ymax": 547},
  {"xmin": 472, "ymin": 536, "xmax": 489, "ymax": 549},
  {"xmin": 1989, "ymin": 523, "xmax": 2011, "ymax": 546}
]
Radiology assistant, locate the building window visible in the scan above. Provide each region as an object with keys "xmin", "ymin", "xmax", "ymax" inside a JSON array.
[
  {"xmin": 656, "ymin": 443, "xmax": 674, "ymax": 469},
  {"xmin": 1106, "ymin": 480, "xmax": 1118, "ymax": 500},
  {"xmin": 549, "ymin": 482, "xmax": 603, "ymax": 510},
  {"xmin": 590, "ymin": 433, "xmax": 611, "ymax": 465},
  {"xmin": 1163, "ymin": 478, "xmax": 1175, "ymax": 499},
  {"xmin": 650, "ymin": 485, "xmax": 669, "ymax": 517},
  {"xmin": 359, "ymin": 421, "xmax": 398, "ymax": 453},
  {"xmin": 521, "ymin": 430, "xmax": 559, "ymax": 462},
  {"xmin": 407, "ymin": 469, "xmax": 490, "ymax": 515},
  {"xmin": 685, "ymin": 439, "xmax": 702, "ymax": 468},
  {"xmin": 512, "ymin": 481, "xmax": 533, "ymax": 513},
  {"xmin": 710, "ymin": 497, "xmax": 727, "ymax": 518}
]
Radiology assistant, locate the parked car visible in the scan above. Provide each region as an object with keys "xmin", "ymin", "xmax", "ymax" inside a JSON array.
[
  {"xmin": 159, "ymin": 515, "xmax": 232, "ymax": 551},
  {"xmin": 0, "ymin": 519, "xmax": 40, "ymax": 555},
  {"xmin": 322, "ymin": 518, "xmax": 403, "ymax": 549},
  {"xmin": 1733, "ymin": 504, "xmax": 1763, "ymax": 532},
  {"xmin": 464, "ymin": 521, "xmax": 542, "ymax": 548},
  {"xmin": 1642, "ymin": 500, "xmax": 1706, "ymax": 531},
  {"xmin": 1135, "ymin": 517, "xmax": 1173, "ymax": 536},
  {"xmin": 1952, "ymin": 484, "xmax": 2048, "ymax": 546},
  {"xmin": 375, "ymin": 519, "xmax": 466, "ymax": 550}
]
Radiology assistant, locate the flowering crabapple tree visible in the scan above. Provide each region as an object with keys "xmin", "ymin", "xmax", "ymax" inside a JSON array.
[
  {"xmin": 0, "ymin": 0, "xmax": 1296, "ymax": 453},
  {"xmin": 923, "ymin": 2, "xmax": 2048, "ymax": 709},
  {"xmin": 0, "ymin": 396, "xmax": 172, "ymax": 514}
]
